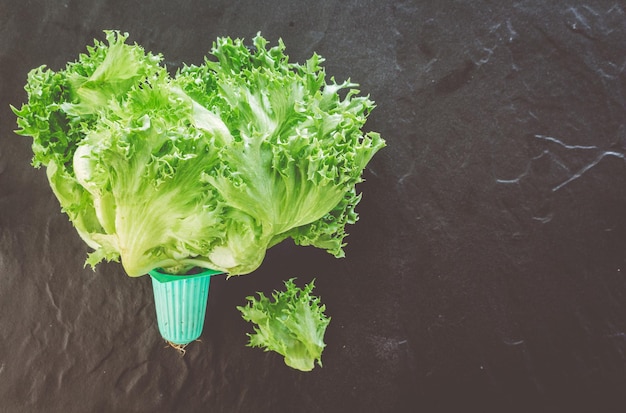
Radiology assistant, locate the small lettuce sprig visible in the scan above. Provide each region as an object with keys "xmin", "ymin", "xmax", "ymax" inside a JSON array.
[{"xmin": 237, "ymin": 279, "xmax": 330, "ymax": 371}]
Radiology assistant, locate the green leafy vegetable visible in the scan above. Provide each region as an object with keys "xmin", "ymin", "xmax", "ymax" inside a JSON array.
[
  {"xmin": 237, "ymin": 278, "xmax": 330, "ymax": 371},
  {"xmin": 13, "ymin": 31, "xmax": 385, "ymax": 276}
]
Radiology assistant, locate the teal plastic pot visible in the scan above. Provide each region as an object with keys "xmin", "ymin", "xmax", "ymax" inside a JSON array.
[{"xmin": 149, "ymin": 268, "xmax": 223, "ymax": 345}]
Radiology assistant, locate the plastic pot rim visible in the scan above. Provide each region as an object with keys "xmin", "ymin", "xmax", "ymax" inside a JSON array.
[{"xmin": 149, "ymin": 267, "xmax": 224, "ymax": 283}]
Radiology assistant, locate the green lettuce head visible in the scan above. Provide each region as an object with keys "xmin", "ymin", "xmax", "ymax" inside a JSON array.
[{"xmin": 13, "ymin": 31, "xmax": 385, "ymax": 276}]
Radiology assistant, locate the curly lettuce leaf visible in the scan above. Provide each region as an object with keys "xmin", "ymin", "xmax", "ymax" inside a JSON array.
[
  {"xmin": 74, "ymin": 79, "xmax": 233, "ymax": 276},
  {"xmin": 181, "ymin": 35, "xmax": 385, "ymax": 269},
  {"xmin": 237, "ymin": 278, "xmax": 330, "ymax": 371}
]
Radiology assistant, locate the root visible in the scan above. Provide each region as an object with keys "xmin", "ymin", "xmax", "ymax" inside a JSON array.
[
  {"xmin": 164, "ymin": 338, "xmax": 202, "ymax": 356},
  {"xmin": 164, "ymin": 341, "xmax": 188, "ymax": 356}
]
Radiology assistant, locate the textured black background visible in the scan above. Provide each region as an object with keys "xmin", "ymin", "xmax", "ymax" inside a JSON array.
[{"xmin": 2, "ymin": 1, "xmax": 626, "ymax": 412}]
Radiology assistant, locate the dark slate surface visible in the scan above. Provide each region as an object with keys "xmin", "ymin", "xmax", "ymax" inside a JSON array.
[{"xmin": 2, "ymin": 1, "xmax": 626, "ymax": 412}]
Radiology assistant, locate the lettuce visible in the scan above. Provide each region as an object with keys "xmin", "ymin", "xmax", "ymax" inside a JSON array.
[
  {"xmin": 13, "ymin": 31, "xmax": 385, "ymax": 276},
  {"xmin": 237, "ymin": 279, "xmax": 330, "ymax": 371}
]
